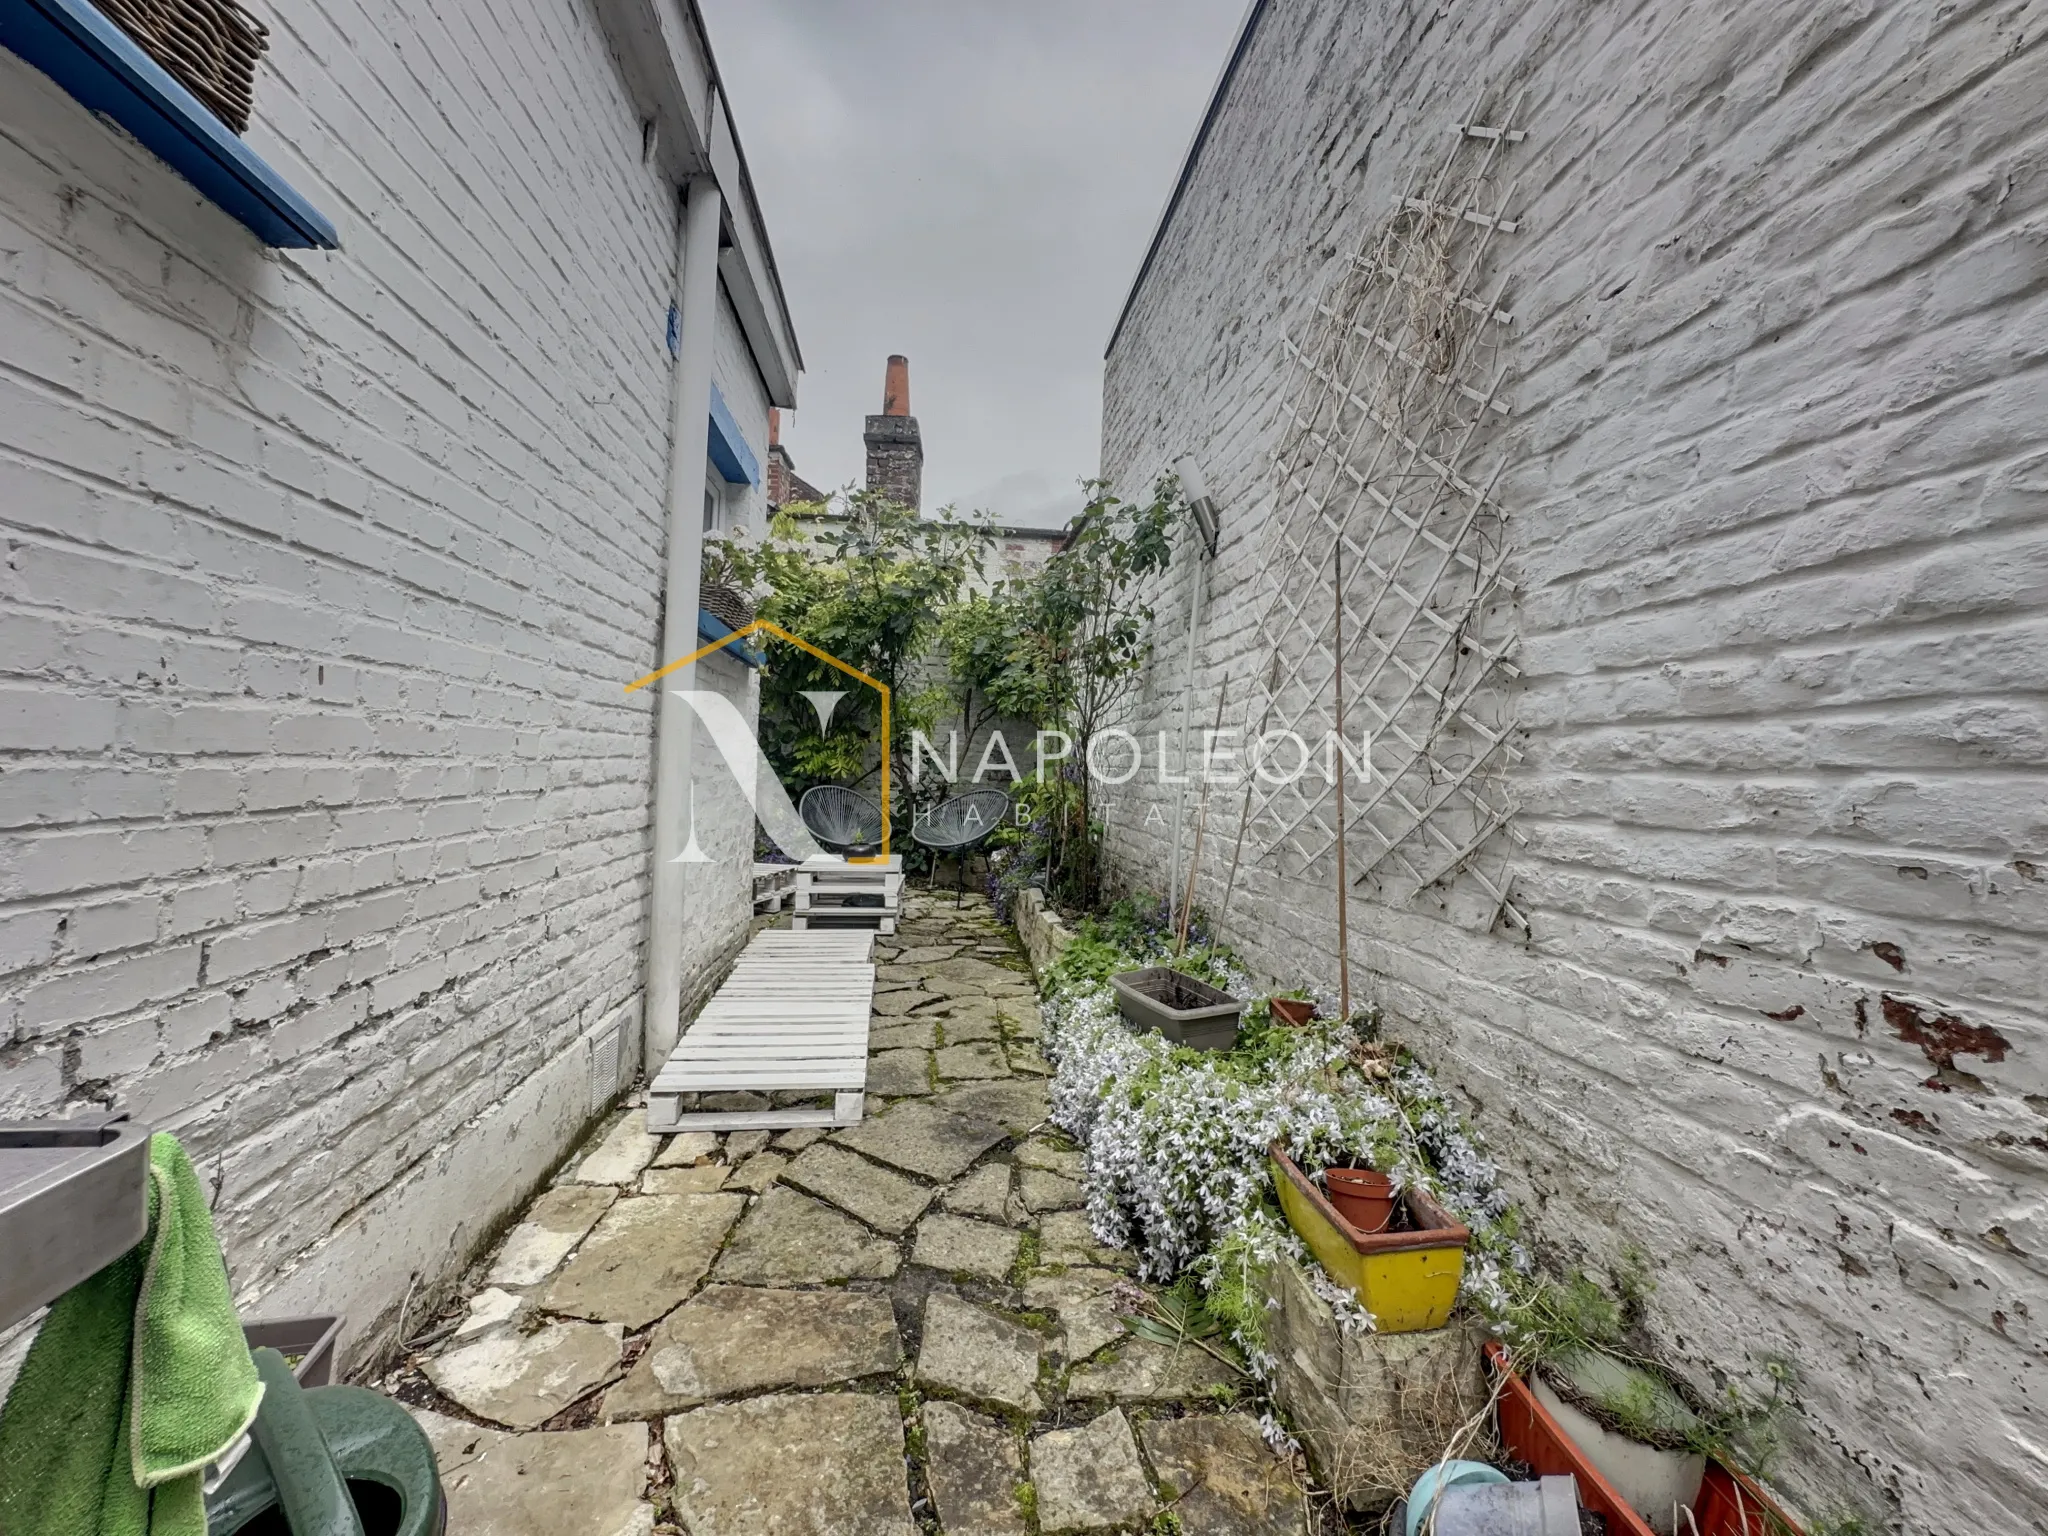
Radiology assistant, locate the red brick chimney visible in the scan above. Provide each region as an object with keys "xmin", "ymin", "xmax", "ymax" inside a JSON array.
[
  {"xmin": 766, "ymin": 406, "xmax": 825, "ymax": 510},
  {"xmin": 864, "ymin": 355, "xmax": 923, "ymax": 511},
  {"xmin": 765, "ymin": 407, "xmax": 788, "ymax": 509}
]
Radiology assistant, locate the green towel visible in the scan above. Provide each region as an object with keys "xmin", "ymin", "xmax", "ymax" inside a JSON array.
[{"xmin": 0, "ymin": 1133, "xmax": 263, "ymax": 1536}]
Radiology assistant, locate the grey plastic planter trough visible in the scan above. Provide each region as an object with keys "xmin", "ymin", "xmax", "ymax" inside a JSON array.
[{"xmin": 1110, "ymin": 967, "xmax": 1243, "ymax": 1051}]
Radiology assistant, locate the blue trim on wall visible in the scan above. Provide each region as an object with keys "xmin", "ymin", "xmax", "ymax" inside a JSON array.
[
  {"xmin": 696, "ymin": 608, "xmax": 765, "ymax": 668},
  {"xmin": 0, "ymin": 0, "xmax": 339, "ymax": 249},
  {"xmin": 706, "ymin": 382, "xmax": 760, "ymax": 487}
]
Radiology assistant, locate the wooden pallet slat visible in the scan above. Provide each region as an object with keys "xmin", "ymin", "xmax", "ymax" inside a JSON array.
[
  {"xmin": 791, "ymin": 916, "xmax": 897, "ymax": 935},
  {"xmin": 648, "ymin": 1101, "xmax": 864, "ymax": 1133},
  {"xmin": 646, "ymin": 927, "xmax": 877, "ymax": 1133}
]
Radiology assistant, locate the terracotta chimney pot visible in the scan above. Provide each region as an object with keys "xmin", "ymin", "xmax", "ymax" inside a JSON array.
[{"xmin": 882, "ymin": 355, "xmax": 910, "ymax": 417}]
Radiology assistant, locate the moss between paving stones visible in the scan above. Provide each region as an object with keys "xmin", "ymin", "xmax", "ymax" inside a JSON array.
[{"xmin": 405, "ymin": 895, "xmax": 1309, "ymax": 1534}]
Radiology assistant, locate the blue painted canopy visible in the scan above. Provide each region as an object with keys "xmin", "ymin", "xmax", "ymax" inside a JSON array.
[
  {"xmin": 707, "ymin": 382, "xmax": 760, "ymax": 487},
  {"xmin": 0, "ymin": 0, "xmax": 339, "ymax": 249}
]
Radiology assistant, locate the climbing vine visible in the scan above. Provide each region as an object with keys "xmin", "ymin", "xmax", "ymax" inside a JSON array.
[
  {"xmin": 709, "ymin": 491, "xmax": 981, "ymax": 805},
  {"xmin": 954, "ymin": 477, "xmax": 1190, "ymax": 908}
]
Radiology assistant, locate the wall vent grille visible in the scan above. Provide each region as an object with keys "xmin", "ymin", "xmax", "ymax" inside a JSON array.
[{"xmin": 589, "ymin": 1024, "xmax": 622, "ymax": 1113}]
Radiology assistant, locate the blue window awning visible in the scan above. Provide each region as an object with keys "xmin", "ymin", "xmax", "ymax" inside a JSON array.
[
  {"xmin": 0, "ymin": 0, "xmax": 339, "ymax": 249},
  {"xmin": 707, "ymin": 382, "xmax": 760, "ymax": 487}
]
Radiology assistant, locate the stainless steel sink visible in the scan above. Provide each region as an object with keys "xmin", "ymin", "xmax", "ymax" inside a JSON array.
[{"xmin": 0, "ymin": 1112, "xmax": 150, "ymax": 1330}]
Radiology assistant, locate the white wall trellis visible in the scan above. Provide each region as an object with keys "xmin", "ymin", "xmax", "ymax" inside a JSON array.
[{"xmin": 1238, "ymin": 97, "xmax": 1529, "ymax": 932}]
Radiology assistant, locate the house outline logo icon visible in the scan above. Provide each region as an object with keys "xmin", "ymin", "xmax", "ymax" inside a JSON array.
[{"xmin": 624, "ymin": 620, "xmax": 894, "ymax": 862}]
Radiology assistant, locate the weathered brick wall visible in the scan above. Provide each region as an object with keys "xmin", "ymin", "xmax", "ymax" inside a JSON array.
[
  {"xmin": 1099, "ymin": 4, "xmax": 2048, "ymax": 1530},
  {"xmin": 864, "ymin": 414, "xmax": 924, "ymax": 512},
  {"xmin": 0, "ymin": 0, "xmax": 762, "ymax": 1367}
]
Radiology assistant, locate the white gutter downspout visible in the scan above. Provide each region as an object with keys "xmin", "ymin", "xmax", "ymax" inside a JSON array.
[
  {"xmin": 1165, "ymin": 457, "xmax": 1219, "ymax": 936},
  {"xmin": 1165, "ymin": 552, "xmax": 1207, "ymax": 935},
  {"xmin": 644, "ymin": 171, "xmax": 725, "ymax": 1078}
]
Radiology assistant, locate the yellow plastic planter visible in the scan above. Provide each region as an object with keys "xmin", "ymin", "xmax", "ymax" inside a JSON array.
[{"xmin": 1269, "ymin": 1142, "xmax": 1469, "ymax": 1333}]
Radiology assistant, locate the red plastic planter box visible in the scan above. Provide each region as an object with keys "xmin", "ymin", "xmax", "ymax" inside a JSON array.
[{"xmin": 1485, "ymin": 1341, "xmax": 1805, "ymax": 1536}]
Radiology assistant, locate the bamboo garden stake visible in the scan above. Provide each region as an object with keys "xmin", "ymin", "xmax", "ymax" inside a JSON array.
[{"xmin": 1333, "ymin": 541, "xmax": 1352, "ymax": 1018}]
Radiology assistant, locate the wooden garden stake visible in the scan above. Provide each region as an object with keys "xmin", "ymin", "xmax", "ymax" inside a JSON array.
[{"xmin": 1332, "ymin": 541, "xmax": 1352, "ymax": 1018}]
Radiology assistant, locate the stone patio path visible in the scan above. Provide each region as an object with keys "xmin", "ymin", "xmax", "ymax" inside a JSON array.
[{"xmin": 392, "ymin": 890, "xmax": 1307, "ymax": 1536}]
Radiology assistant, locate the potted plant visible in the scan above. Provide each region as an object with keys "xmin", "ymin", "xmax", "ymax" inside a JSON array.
[
  {"xmin": 1489, "ymin": 1269, "xmax": 1800, "ymax": 1536},
  {"xmin": 1486, "ymin": 1342, "xmax": 1806, "ymax": 1536},
  {"xmin": 1268, "ymin": 990, "xmax": 1316, "ymax": 1027},
  {"xmin": 700, "ymin": 546, "xmax": 755, "ymax": 631},
  {"xmin": 1268, "ymin": 1142, "xmax": 1469, "ymax": 1333},
  {"xmin": 1110, "ymin": 966, "xmax": 1242, "ymax": 1050},
  {"xmin": 1531, "ymin": 1348, "xmax": 1705, "ymax": 1534}
]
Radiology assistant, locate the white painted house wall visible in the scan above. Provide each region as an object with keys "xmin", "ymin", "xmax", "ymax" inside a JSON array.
[
  {"xmin": 1099, "ymin": 4, "xmax": 2048, "ymax": 1531},
  {"xmin": 0, "ymin": 0, "xmax": 782, "ymax": 1367}
]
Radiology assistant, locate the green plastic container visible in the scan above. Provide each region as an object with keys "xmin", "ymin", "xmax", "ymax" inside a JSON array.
[{"xmin": 205, "ymin": 1349, "xmax": 444, "ymax": 1536}]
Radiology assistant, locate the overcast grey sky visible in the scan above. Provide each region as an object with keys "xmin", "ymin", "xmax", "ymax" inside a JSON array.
[{"xmin": 701, "ymin": 0, "xmax": 1249, "ymax": 529}]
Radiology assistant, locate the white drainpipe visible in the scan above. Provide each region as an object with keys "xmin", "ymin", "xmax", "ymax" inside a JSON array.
[
  {"xmin": 644, "ymin": 172, "xmax": 725, "ymax": 1077},
  {"xmin": 1165, "ymin": 552, "xmax": 1207, "ymax": 934},
  {"xmin": 1165, "ymin": 456, "xmax": 1216, "ymax": 935}
]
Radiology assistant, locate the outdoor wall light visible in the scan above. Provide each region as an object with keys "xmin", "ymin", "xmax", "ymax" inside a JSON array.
[{"xmin": 1173, "ymin": 455, "xmax": 1221, "ymax": 557}]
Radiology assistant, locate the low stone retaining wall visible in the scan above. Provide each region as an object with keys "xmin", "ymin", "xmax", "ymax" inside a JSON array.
[
  {"xmin": 1262, "ymin": 1255, "xmax": 1488, "ymax": 1512},
  {"xmin": 1012, "ymin": 887, "xmax": 1077, "ymax": 979}
]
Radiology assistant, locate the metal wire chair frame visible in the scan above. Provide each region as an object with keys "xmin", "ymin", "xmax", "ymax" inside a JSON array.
[
  {"xmin": 798, "ymin": 784, "xmax": 885, "ymax": 856},
  {"xmin": 911, "ymin": 788, "xmax": 1013, "ymax": 906}
]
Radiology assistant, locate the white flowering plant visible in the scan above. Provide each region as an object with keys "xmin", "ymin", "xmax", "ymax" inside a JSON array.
[
  {"xmin": 1035, "ymin": 900, "xmax": 1530, "ymax": 1370},
  {"xmin": 1034, "ymin": 902, "xmax": 1799, "ymax": 1481}
]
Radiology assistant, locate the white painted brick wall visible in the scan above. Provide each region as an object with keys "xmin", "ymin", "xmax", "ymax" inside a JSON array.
[
  {"xmin": 1100, "ymin": 4, "xmax": 2048, "ymax": 1531},
  {"xmin": 0, "ymin": 0, "xmax": 767, "ymax": 1368}
]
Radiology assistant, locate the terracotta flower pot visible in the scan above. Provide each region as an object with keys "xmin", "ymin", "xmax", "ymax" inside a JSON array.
[
  {"xmin": 1322, "ymin": 1166, "xmax": 1398, "ymax": 1234},
  {"xmin": 1269, "ymin": 998, "xmax": 1315, "ymax": 1027}
]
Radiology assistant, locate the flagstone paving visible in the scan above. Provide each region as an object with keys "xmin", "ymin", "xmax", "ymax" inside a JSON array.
[
  {"xmin": 923, "ymin": 1401, "xmax": 1029, "ymax": 1536},
  {"xmin": 543, "ymin": 1193, "xmax": 745, "ymax": 1327},
  {"xmin": 1140, "ymin": 1415, "xmax": 1307, "ymax": 1536},
  {"xmin": 1033, "ymin": 1409, "xmax": 1155, "ymax": 1533},
  {"xmin": 423, "ymin": 1319, "xmax": 623, "ymax": 1430},
  {"xmin": 917, "ymin": 1289, "xmax": 1047, "ymax": 1415},
  {"xmin": 419, "ymin": 1412, "xmax": 655, "ymax": 1536},
  {"xmin": 391, "ymin": 891, "xmax": 1303, "ymax": 1535},
  {"xmin": 487, "ymin": 1184, "xmax": 618, "ymax": 1287}
]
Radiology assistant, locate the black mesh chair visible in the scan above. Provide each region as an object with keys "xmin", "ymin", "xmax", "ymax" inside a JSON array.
[
  {"xmin": 912, "ymin": 788, "xmax": 1012, "ymax": 905},
  {"xmin": 798, "ymin": 784, "xmax": 884, "ymax": 856}
]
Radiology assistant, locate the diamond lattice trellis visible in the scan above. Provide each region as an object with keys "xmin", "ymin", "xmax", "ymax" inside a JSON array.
[{"xmin": 1237, "ymin": 98, "xmax": 1530, "ymax": 930}]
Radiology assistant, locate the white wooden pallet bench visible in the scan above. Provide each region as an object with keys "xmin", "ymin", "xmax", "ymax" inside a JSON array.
[
  {"xmin": 647, "ymin": 928, "xmax": 875, "ymax": 1133},
  {"xmin": 751, "ymin": 861, "xmax": 797, "ymax": 914},
  {"xmin": 791, "ymin": 854, "xmax": 903, "ymax": 936}
]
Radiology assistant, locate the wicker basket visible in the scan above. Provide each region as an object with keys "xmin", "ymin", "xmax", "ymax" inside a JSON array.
[
  {"xmin": 94, "ymin": 0, "xmax": 268, "ymax": 133},
  {"xmin": 700, "ymin": 580, "xmax": 756, "ymax": 633}
]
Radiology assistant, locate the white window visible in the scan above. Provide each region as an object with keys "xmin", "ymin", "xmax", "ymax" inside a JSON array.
[{"xmin": 704, "ymin": 468, "xmax": 727, "ymax": 533}]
